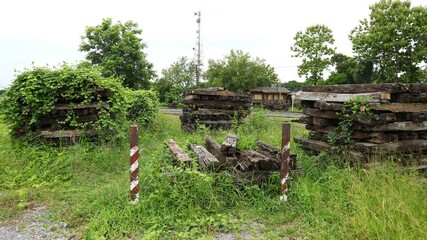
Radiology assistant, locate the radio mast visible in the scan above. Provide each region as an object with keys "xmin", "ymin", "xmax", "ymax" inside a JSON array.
[{"xmin": 194, "ymin": 11, "xmax": 202, "ymax": 85}]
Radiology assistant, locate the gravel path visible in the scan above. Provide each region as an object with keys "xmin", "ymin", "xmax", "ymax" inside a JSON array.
[{"xmin": 0, "ymin": 206, "xmax": 70, "ymax": 240}]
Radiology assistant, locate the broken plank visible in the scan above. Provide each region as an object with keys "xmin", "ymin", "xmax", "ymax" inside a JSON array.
[
  {"xmin": 296, "ymin": 91, "xmax": 390, "ymax": 103},
  {"xmin": 188, "ymin": 143, "xmax": 221, "ymax": 171},
  {"xmin": 166, "ymin": 139, "xmax": 191, "ymax": 165}
]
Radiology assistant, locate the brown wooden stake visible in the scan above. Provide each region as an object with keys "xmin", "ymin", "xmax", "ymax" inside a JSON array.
[
  {"xmin": 130, "ymin": 124, "xmax": 139, "ymax": 204},
  {"xmin": 280, "ymin": 122, "xmax": 291, "ymax": 201}
]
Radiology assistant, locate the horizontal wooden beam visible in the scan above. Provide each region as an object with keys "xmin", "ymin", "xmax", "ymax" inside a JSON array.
[
  {"xmin": 39, "ymin": 129, "xmax": 98, "ymax": 138},
  {"xmin": 369, "ymin": 103, "xmax": 427, "ymax": 113},
  {"xmin": 296, "ymin": 91, "xmax": 390, "ymax": 103},
  {"xmin": 355, "ymin": 140, "xmax": 427, "ymax": 153},
  {"xmin": 302, "ymin": 83, "xmax": 410, "ymax": 93},
  {"xmin": 362, "ymin": 121, "xmax": 427, "ymax": 132}
]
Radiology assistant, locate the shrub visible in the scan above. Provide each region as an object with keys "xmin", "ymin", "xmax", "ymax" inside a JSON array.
[
  {"xmin": 0, "ymin": 64, "xmax": 127, "ymax": 139},
  {"xmin": 126, "ymin": 89, "xmax": 159, "ymax": 125}
]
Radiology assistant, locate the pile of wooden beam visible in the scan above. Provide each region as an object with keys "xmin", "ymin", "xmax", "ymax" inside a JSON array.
[
  {"xmin": 180, "ymin": 87, "xmax": 251, "ymax": 132},
  {"xmin": 166, "ymin": 134, "xmax": 299, "ymax": 184},
  {"xmin": 294, "ymin": 83, "xmax": 427, "ymax": 165}
]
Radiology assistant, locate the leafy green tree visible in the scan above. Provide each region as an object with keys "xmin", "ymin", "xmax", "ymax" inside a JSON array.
[
  {"xmin": 291, "ymin": 24, "xmax": 336, "ymax": 85},
  {"xmin": 204, "ymin": 50, "xmax": 279, "ymax": 92},
  {"xmin": 153, "ymin": 56, "xmax": 196, "ymax": 103},
  {"xmin": 281, "ymin": 80, "xmax": 305, "ymax": 92},
  {"xmin": 350, "ymin": 0, "xmax": 427, "ymax": 83},
  {"xmin": 79, "ymin": 18, "xmax": 155, "ymax": 89}
]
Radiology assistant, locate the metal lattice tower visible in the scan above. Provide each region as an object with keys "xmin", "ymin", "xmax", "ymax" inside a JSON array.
[{"xmin": 194, "ymin": 11, "xmax": 202, "ymax": 85}]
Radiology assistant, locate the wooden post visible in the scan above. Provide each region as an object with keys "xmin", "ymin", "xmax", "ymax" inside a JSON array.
[
  {"xmin": 130, "ymin": 124, "xmax": 139, "ymax": 204},
  {"xmin": 280, "ymin": 122, "xmax": 291, "ymax": 201}
]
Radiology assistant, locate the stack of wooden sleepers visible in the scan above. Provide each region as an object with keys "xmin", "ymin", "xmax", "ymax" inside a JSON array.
[
  {"xmin": 294, "ymin": 83, "xmax": 427, "ymax": 166},
  {"xmin": 180, "ymin": 87, "xmax": 251, "ymax": 132}
]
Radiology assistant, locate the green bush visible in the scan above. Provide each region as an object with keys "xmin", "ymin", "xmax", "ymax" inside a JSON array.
[
  {"xmin": 126, "ymin": 89, "xmax": 159, "ymax": 125},
  {"xmin": 0, "ymin": 64, "xmax": 127, "ymax": 139}
]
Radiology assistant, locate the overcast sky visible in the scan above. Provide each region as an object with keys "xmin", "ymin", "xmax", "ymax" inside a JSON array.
[{"xmin": 1, "ymin": 0, "xmax": 426, "ymax": 89}]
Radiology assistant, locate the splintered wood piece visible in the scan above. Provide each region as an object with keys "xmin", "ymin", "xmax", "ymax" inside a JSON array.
[
  {"xmin": 221, "ymin": 134, "xmax": 238, "ymax": 156},
  {"xmin": 166, "ymin": 139, "xmax": 191, "ymax": 165},
  {"xmin": 188, "ymin": 143, "xmax": 220, "ymax": 171}
]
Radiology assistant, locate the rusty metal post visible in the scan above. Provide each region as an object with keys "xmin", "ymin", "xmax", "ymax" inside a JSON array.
[
  {"xmin": 130, "ymin": 124, "xmax": 139, "ymax": 204},
  {"xmin": 280, "ymin": 122, "xmax": 291, "ymax": 201}
]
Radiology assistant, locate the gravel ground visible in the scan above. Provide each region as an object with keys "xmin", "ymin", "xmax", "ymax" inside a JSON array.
[{"xmin": 0, "ymin": 206, "xmax": 70, "ymax": 240}]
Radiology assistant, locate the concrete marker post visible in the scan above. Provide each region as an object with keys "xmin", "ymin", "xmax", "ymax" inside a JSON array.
[
  {"xmin": 280, "ymin": 122, "xmax": 291, "ymax": 201},
  {"xmin": 130, "ymin": 124, "xmax": 139, "ymax": 204}
]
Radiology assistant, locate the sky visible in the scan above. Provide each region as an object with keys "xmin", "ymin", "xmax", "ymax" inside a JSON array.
[{"xmin": 1, "ymin": 0, "xmax": 426, "ymax": 89}]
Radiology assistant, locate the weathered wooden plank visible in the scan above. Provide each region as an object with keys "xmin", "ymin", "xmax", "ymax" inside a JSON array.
[
  {"xmin": 392, "ymin": 92, "xmax": 427, "ymax": 103},
  {"xmin": 256, "ymin": 140, "xmax": 280, "ymax": 156},
  {"xmin": 54, "ymin": 102, "xmax": 109, "ymax": 110},
  {"xmin": 221, "ymin": 134, "xmax": 238, "ymax": 156},
  {"xmin": 354, "ymin": 140, "xmax": 427, "ymax": 153},
  {"xmin": 305, "ymin": 124, "xmax": 336, "ymax": 134},
  {"xmin": 296, "ymin": 91, "xmax": 390, "ymax": 103},
  {"xmin": 362, "ymin": 121, "xmax": 427, "ymax": 132},
  {"xmin": 188, "ymin": 143, "xmax": 221, "ymax": 171},
  {"xmin": 352, "ymin": 132, "xmax": 398, "ymax": 144},
  {"xmin": 185, "ymin": 87, "xmax": 250, "ymax": 98},
  {"xmin": 205, "ymin": 137, "xmax": 227, "ymax": 164},
  {"xmin": 39, "ymin": 129, "xmax": 98, "ymax": 138},
  {"xmin": 351, "ymin": 113, "xmax": 396, "ymax": 126},
  {"xmin": 303, "ymin": 108, "xmax": 339, "ymax": 119},
  {"xmin": 302, "ymin": 83, "xmax": 410, "ymax": 93},
  {"xmin": 313, "ymin": 117, "xmax": 339, "ymax": 127},
  {"xmin": 368, "ymin": 103, "xmax": 427, "ymax": 113},
  {"xmin": 239, "ymin": 150, "xmax": 280, "ymax": 171},
  {"xmin": 294, "ymin": 137, "xmax": 331, "ymax": 152},
  {"xmin": 314, "ymin": 101, "xmax": 342, "ymax": 111},
  {"xmin": 166, "ymin": 139, "xmax": 191, "ymax": 165}
]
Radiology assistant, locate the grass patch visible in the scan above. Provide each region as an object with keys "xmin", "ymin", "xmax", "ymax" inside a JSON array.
[{"xmin": 0, "ymin": 113, "xmax": 426, "ymax": 239}]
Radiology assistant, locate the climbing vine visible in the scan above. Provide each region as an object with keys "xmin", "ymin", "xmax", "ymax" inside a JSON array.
[{"xmin": 328, "ymin": 97, "xmax": 373, "ymax": 154}]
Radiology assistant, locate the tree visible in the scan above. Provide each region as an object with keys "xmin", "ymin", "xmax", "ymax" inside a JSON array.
[
  {"xmin": 153, "ymin": 57, "xmax": 196, "ymax": 103},
  {"xmin": 79, "ymin": 18, "xmax": 155, "ymax": 89},
  {"xmin": 291, "ymin": 24, "xmax": 336, "ymax": 85},
  {"xmin": 281, "ymin": 80, "xmax": 305, "ymax": 92},
  {"xmin": 350, "ymin": 0, "xmax": 427, "ymax": 83},
  {"xmin": 204, "ymin": 50, "xmax": 279, "ymax": 92}
]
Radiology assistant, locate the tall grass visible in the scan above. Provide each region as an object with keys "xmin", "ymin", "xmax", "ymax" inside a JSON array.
[{"xmin": 0, "ymin": 113, "xmax": 426, "ymax": 239}]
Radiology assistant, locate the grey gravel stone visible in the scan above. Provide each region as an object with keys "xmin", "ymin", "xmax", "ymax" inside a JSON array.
[{"xmin": 0, "ymin": 205, "xmax": 70, "ymax": 240}]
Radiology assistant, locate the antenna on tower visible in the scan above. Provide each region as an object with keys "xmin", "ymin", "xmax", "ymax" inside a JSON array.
[{"xmin": 194, "ymin": 11, "xmax": 202, "ymax": 85}]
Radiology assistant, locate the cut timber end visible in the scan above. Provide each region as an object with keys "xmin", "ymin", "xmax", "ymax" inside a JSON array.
[{"xmin": 221, "ymin": 134, "xmax": 238, "ymax": 157}]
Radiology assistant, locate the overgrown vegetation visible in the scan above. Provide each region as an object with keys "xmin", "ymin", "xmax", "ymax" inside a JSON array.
[
  {"xmin": 0, "ymin": 64, "xmax": 159, "ymax": 140},
  {"xmin": 0, "ymin": 111, "xmax": 425, "ymax": 239}
]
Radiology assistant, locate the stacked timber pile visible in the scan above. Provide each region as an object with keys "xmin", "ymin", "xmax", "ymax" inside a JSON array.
[
  {"xmin": 294, "ymin": 83, "xmax": 427, "ymax": 166},
  {"xmin": 166, "ymin": 134, "xmax": 299, "ymax": 184},
  {"xmin": 180, "ymin": 87, "xmax": 251, "ymax": 132}
]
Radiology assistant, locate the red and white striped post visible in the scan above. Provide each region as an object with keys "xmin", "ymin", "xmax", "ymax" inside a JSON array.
[
  {"xmin": 130, "ymin": 124, "xmax": 139, "ymax": 204},
  {"xmin": 280, "ymin": 122, "xmax": 291, "ymax": 201}
]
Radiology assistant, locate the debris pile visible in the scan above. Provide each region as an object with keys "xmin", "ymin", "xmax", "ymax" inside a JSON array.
[
  {"xmin": 180, "ymin": 87, "xmax": 251, "ymax": 132},
  {"xmin": 166, "ymin": 134, "xmax": 299, "ymax": 184}
]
